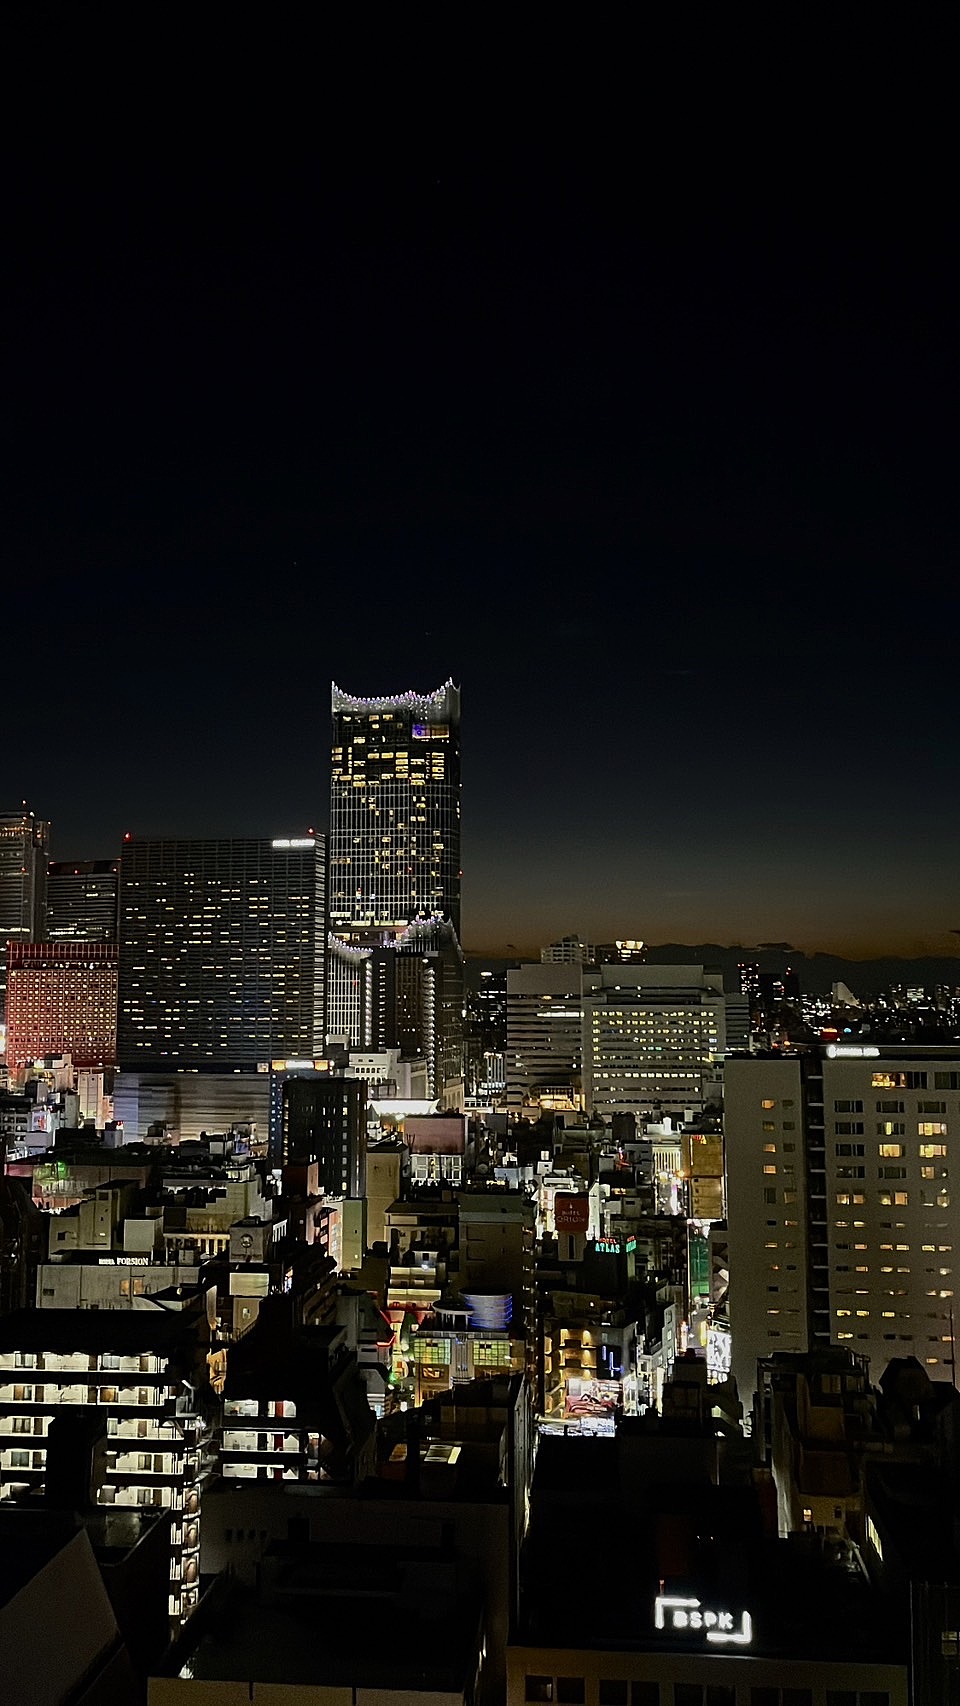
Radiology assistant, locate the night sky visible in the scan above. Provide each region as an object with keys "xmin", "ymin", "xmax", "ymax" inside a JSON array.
[{"xmin": 4, "ymin": 19, "xmax": 957, "ymax": 960}]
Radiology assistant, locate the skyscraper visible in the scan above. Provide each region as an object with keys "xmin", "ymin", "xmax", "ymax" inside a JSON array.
[
  {"xmin": 117, "ymin": 835, "xmax": 325, "ymax": 1071},
  {"xmin": 328, "ymin": 680, "xmax": 461, "ymax": 939},
  {"xmin": 0, "ymin": 805, "xmax": 49, "ymax": 1031},
  {"xmin": 46, "ymin": 859, "xmax": 118, "ymax": 943}
]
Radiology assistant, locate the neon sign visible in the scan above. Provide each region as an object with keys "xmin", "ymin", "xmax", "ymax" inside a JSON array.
[{"xmin": 654, "ymin": 1595, "xmax": 752, "ymax": 1646}]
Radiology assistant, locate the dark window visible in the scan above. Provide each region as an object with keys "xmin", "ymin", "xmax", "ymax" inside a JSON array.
[
  {"xmin": 675, "ymin": 1688, "xmax": 703, "ymax": 1706},
  {"xmin": 632, "ymin": 1688, "xmax": 660, "ymax": 1706},
  {"xmin": 707, "ymin": 1689, "xmax": 736, "ymax": 1706},
  {"xmin": 859, "ymin": 1696, "xmax": 889, "ymax": 1706},
  {"xmin": 526, "ymin": 1680, "xmax": 553, "ymax": 1704},
  {"xmin": 600, "ymin": 1687, "xmax": 629, "ymax": 1705},
  {"xmin": 557, "ymin": 1683, "xmax": 585, "ymax": 1705},
  {"xmin": 826, "ymin": 1694, "xmax": 856, "ymax": 1706},
  {"xmin": 751, "ymin": 1693, "xmax": 778, "ymax": 1706},
  {"xmin": 783, "ymin": 1693, "xmax": 813, "ymax": 1706}
]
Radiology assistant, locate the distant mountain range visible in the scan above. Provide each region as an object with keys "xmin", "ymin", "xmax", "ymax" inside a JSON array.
[
  {"xmin": 465, "ymin": 945, "xmax": 960, "ymax": 999},
  {"xmin": 644, "ymin": 944, "xmax": 960, "ymax": 999}
]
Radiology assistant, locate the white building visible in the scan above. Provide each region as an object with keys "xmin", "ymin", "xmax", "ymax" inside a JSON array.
[
  {"xmin": 0, "ymin": 1303, "xmax": 210, "ymax": 1624},
  {"xmin": 725, "ymin": 1046, "xmax": 960, "ymax": 1416},
  {"xmin": 581, "ymin": 964, "xmax": 727, "ymax": 1123},
  {"xmin": 505, "ymin": 964, "xmax": 583, "ymax": 1111}
]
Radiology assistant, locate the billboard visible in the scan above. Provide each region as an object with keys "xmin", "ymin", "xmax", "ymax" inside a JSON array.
[
  {"xmin": 554, "ymin": 1192, "xmax": 590, "ymax": 1233},
  {"xmin": 404, "ymin": 1115, "xmax": 466, "ymax": 1154}
]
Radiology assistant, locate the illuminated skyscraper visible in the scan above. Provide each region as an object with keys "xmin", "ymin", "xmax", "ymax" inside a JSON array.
[
  {"xmin": 117, "ymin": 835, "xmax": 325, "ymax": 1070},
  {"xmin": 328, "ymin": 681, "xmax": 461, "ymax": 939},
  {"xmin": 0, "ymin": 805, "xmax": 49, "ymax": 1030}
]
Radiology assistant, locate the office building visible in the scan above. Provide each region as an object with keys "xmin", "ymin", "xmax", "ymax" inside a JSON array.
[
  {"xmin": 505, "ymin": 963, "xmax": 584, "ymax": 1111},
  {"xmin": 581, "ymin": 964, "xmax": 728, "ymax": 1123},
  {"xmin": 46, "ymin": 858, "xmax": 119, "ymax": 942},
  {"xmin": 0, "ymin": 805, "xmax": 49, "ymax": 1030},
  {"xmin": 5, "ymin": 941, "xmax": 118, "ymax": 1069},
  {"xmin": 117, "ymin": 836, "xmax": 325, "ymax": 1071},
  {"xmin": 725, "ymin": 1045, "xmax": 960, "ymax": 1414},
  {"xmin": 328, "ymin": 679, "xmax": 461, "ymax": 938}
]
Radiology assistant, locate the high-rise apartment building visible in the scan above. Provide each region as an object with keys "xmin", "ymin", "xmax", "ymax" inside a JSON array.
[
  {"xmin": 328, "ymin": 680, "xmax": 461, "ymax": 938},
  {"xmin": 47, "ymin": 859, "xmax": 119, "ymax": 943},
  {"xmin": 725, "ymin": 1045, "xmax": 960, "ymax": 1414},
  {"xmin": 117, "ymin": 836, "xmax": 325, "ymax": 1071},
  {"xmin": 0, "ymin": 806, "xmax": 49, "ymax": 1029},
  {"xmin": 5, "ymin": 942, "xmax": 119, "ymax": 1068}
]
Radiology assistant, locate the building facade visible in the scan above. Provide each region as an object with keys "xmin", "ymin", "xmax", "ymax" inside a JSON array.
[
  {"xmin": 117, "ymin": 836, "xmax": 325, "ymax": 1071},
  {"xmin": 0, "ymin": 806, "xmax": 49, "ymax": 1029},
  {"xmin": 46, "ymin": 859, "xmax": 119, "ymax": 943},
  {"xmin": 0, "ymin": 1307, "xmax": 210, "ymax": 1625},
  {"xmin": 5, "ymin": 942, "xmax": 119, "ymax": 1069},
  {"xmin": 581, "ymin": 964, "xmax": 727, "ymax": 1123},
  {"xmin": 725, "ymin": 1045, "xmax": 960, "ymax": 1414},
  {"xmin": 505, "ymin": 964, "xmax": 584, "ymax": 1111},
  {"xmin": 280, "ymin": 1074, "xmax": 367, "ymax": 1198},
  {"xmin": 328, "ymin": 680, "xmax": 461, "ymax": 938}
]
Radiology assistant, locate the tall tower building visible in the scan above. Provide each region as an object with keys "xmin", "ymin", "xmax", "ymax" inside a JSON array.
[
  {"xmin": 0, "ymin": 805, "xmax": 49, "ymax": 1031},
  {"xmin": 117, "ymin": 836, "xmax": 325, "ymax": 1071},
  {"xmin": 328, "ymin": 680, "xmax": 461, "ymax": 939},
  {"xmin": 47, "ymin": 859, "xmax": 118, "ymax": 943}
]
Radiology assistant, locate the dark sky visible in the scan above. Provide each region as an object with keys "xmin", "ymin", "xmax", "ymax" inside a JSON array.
[{"xmin": 4, "ymin": 17, "xmax": 958, "ymax": 959}]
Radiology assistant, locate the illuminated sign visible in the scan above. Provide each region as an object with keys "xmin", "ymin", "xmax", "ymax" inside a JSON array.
[
  {"xmin": 825, "ymin": 1044, "xmax": 879, "ymax": 1059},
  {"xmin": 706, "ymin": 1321, "xmax": 732, "ymax": 1383},
  {"xmin": 554, "ymin": 1193, "xmax": 590, "ymax": 1233},
  {"xmin": 270, "ymin": 838, "xmax": 316, "ymax": 849},
  {"xmin": 97, "ymin": 1255, "xmax": 152, "ymax": 1266},
  {"xmin": 654, "ymin": 1595, "xmax": 752, "ymax": 1646},
  {"xmin": 595, "ymin": 1237, "xmax": 636, "ymax": 1255}
]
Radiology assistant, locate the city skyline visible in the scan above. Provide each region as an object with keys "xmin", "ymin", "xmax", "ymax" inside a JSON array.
[
  {"xmin": 11, "ymin": 764, "xmax": 960, "ymax": 966},
  {"xmin": 6, "ymin": 27, "xmax": 957, "ymax": 966}
]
